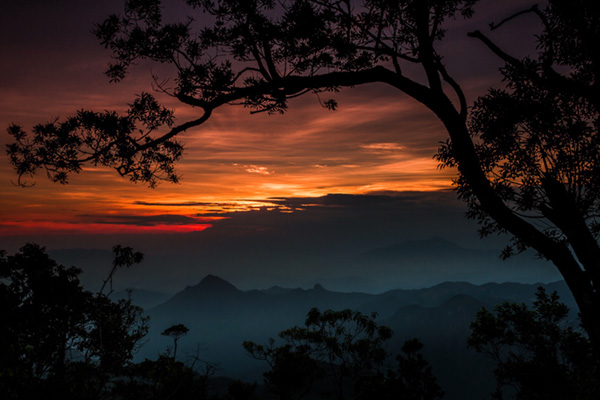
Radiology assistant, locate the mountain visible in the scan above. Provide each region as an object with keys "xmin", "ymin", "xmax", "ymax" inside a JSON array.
[
  {"xmin": 260, "ymin": 285, "xmax": 294, "ymax": 295},
  {"xmin": 383, "ymin": 280, "xmax": 574, "ymax": 308},
  {"xmin": 138, "ymin": 275, "xmax": 576, "ymax": 400},
  {"xmin": 190, "ymin": 274, "xmax": 240, "ymax": 292},
  {"xmin": 164, "ymin": 274, "xmax": 245, "ymax": 306},
  {"xmin": 47, "ymin": 238, "xmax": 564, "ymax": 295},
  {"xmin": 352, "ymin": 237, "xmax": 563, "ymax": 289}
]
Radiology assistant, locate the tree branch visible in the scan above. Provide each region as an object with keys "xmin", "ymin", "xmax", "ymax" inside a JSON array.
[
  {"xmin": 489, "ymin": 5, "xmax": 546, "ymax": 31},
  {"xmin": 467, "ymin": 30, "xmax": 521, "ymax": 66}
]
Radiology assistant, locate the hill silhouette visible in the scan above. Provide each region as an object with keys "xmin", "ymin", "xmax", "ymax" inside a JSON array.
[
  {"xmin": 49, "ymin": 238, "xmax": 563, "ymax": 294},
  {"xmin": 139, "ymin": 275, "xmax": 574, "ymax": 400}
]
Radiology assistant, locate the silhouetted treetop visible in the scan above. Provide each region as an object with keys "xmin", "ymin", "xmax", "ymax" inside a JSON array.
[
  {"xmin": 7, "ymin": 0, "xmax": 476, "ymax": 186},
  {"xmin": 245, "ymin": 308, "xmax": 442, "ymax": 400},
  {"xmin": 161, "ymin": 323, "xmax": 190, "ymax": 360},
  {"xmin": 7, "ymin": 93, "xmax": 181, "ymax": 187},
  {"xmin": 0, "ymin": 244, "xmax": 148, "ymax": 400},
  {"xmin": 162, "ymin": 323, "xmax": 190, "ymax": 338},
  {"xmin": 468, "ymin": 288, "xmax": 599, "ymax": 399}
]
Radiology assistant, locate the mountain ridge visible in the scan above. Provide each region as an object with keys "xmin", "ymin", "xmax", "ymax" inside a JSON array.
[{"xmin": 140, "ymin": 275, "xmax": 575, "ymax": 400}]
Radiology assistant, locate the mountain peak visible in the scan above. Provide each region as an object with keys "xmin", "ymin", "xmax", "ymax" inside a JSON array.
[
  {"xmin": 313, "ymin": 283, "xmax": 326, "ymax": 291},
  {"xmin": 194, "ymin": 274, "xmax": 238, "ymax": 292}
]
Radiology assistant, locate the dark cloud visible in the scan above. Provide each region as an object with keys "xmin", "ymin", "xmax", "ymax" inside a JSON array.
[
  {"xmin": 79, "ymin": 214, "xmax": 210, "ymax": 226},
  {"xmin": 262, "ymin": 190, "xmax": 458, "ymax": 207},
  {"xmin": 134, "ymin": 201, "xmax": 222, "ymax": 207}
]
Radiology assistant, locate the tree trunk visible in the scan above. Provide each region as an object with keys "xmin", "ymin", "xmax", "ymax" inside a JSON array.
[{"xmin": 421, "ymin": 88, "xmax": 600, "ymax": 350}]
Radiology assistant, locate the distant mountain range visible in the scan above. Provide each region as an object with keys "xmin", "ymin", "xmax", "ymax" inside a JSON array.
[
  {"xmin": 348, "ymin": 237, "xmax": 559, "ymax": 290},
  {"xmin": 135, "ymin": 275, "xmax": 576, "ymax": 400},
  {"xmin": 48, "ymin": 237, "xmax": 563, "ymax": 294}
]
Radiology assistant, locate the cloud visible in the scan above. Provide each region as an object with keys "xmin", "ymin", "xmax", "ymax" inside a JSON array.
[
  {"xmin": 233, "ymin": 163, "xmax": 274, "ymax": 175},
  {"xmin": 79, "ymin": 213, "xmax": 214, "ymax": 226},
  {"xmin": 361, "ymin": 143, "xmax": 405, "ymax": 153}
]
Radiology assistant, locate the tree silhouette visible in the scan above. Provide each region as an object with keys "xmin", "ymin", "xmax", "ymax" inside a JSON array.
[
  {"xmin": 0, "ymin": 243, "xmax": 148, "ymax": 400},
  {"xmin": 356, "ymin": 338, "xmax": 443, "ymax": 400},
  {"xmin": 161, "ymin": 323, "xmax": 190, "ymax": 360},
  {"xmin": 112, "ymin": 354, "xmax": 211, "ymax": 400},
  {"xmin": 6, "ymin": 0, "xmax": 600, "ymax": 348},
  {"xmin": 243, "ymin": 339, "xmax": 323, "ymax": 400},
  {"xmin": 245, "ymin": 308, "xmax": 442, "ymax": 400},
  {"xmin": 468, "ymin": 288, "xmax": 599, "ymax": 399},
  {"xmin": 99, "ymin": 245, "xmax": 144, "ymax": 296},
  {"xmin": 436, "ymin": 1, "xmax": 600, "ymax": 351}
]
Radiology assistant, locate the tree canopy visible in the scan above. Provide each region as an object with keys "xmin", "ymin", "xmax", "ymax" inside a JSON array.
[
  {"xmin": 161, "ymin": 323, "xmax": 190, "ymax": 360},
  {"xmin": 0, "ymin": 244, "xmax": 148, "ymax": 400},
  {"xmin": 244, "ymin": 308, "xmax": 442, "ymax": 400},
  {"xmin": 469, "ymin": 288, "xmax": 599, "ymax": 399},
  {"xmin": 6, "ymin": 0, "xmax": 600, "ymax": 350}
]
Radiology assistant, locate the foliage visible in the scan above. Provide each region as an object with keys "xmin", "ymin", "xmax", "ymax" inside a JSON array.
[
  {"xmin": 244, "ymin": 339, "xmax": 323, "ymax": 400},
  {"xmin": 162, "ymin": 323, "xmax": 190, "ymax": 339},
  {"xmin": 225, "ymin": 379, "xmax": 259, "ymax": 400},
  {"xmin": 436, "ymin": 2, "xmax": 600, "ymax": 255},
  {"xmin": 468, "ymin": 288, "xmax": 599, "ymax": 399},
  {"xmin": 279, "ymin": 308, "xmax": 392, "ymax": 396},
  {"xmin": 111, "ymin": 354, "xmax": 212, "ymax": 400},
  {"xmin": 436, "ymin": 0, "xmax": 600, "ymax": 349},
  {"xmin": 6, "ymin": 0, "xmax": 477, "ymax": 187},
  {"xmin": 161, "ymin": 323, "xmax": 190, "ymax": 360},
  {"xmin": 245, "ymin": 308, "xmax": 441, "ymax": 400},
  {"xmin": 101, "ymin": 245, "xmax": 144, "ymax": 296},
  {"xmin": 6, "ymin": 95, "xmax": 181, "ymax": 187},
  {"xmin": 356, "ymin": 338, "xmax": 444, "ymax": 400},
  {"xmin": 0, "ymin": 243, "xmax": 148, "ymax": 400}
]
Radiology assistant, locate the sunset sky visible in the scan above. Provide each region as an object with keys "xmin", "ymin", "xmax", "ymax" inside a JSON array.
[{"xmin": 0, "ymin": 0, "xmax": 551, "ymax": 291}]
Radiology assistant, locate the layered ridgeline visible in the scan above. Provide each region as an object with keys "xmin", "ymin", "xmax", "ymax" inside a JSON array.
[
  {"xmin": 49, "ymin": 237, "xmax": 561, "ymax": 294},
  {"xmin": 134, "ymin": 276, "xmax": 574, "ymax": 400}
]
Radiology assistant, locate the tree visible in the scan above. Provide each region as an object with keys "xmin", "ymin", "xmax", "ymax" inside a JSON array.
[
  {"xmin": 112, "ymin": 354, "xmax": 211, "ymax": 400},
  {"xmin": 468, "ymin": 288, "xmax": 599, "ymax": 399},
  {"xmin": 115, "ymin": 326, "xmax": 216, "ymax": 400},
  {"xmin": 245, "ymin": 308, "xmax": 418, "ymax": 400},
  {"xmin": 100, "ymin": 244, "xmax": 144, "ymax": 296},
  {"xmin": 243, "ymin": 339, "xmax": 324, "ymax": 400},
  {"xmin": 436, "ymin": 0, "xmax": 600, "ymax": 350},
  {"xmin": 6, "ymin": 0, "xmax": 600, "ymax": 348},
  {"xmin": 161, "ymin": 323, "xmax": 190, "ymax": 360},
  {"xmin": 355, "ymin": 338, "xmax": 444, "ymax": 400},
  {"xmin": 0, "ymin": 243, "xmax": 148, "ymax": 400}
]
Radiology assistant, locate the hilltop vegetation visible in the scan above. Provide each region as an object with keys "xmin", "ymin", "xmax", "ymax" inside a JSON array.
[{"xmin": 4, "ymin": 244, "xmax": 595, "ymax": 399}]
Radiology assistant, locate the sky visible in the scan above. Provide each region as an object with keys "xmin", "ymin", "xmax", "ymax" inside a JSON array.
[{"xmin": 0, "ymin": 0, "xmax": 556, "ymax": 292}]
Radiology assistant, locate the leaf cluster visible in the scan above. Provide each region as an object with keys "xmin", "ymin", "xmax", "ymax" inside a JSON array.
[
  {"xmin": 112, "ymin": 355, "xmax": 211, "ymax": 400},
  {"xmin": 245, "ymin": 307, "xmax": 442, "ymax": 400},
  {"xmin": 468, "ymin": 288, "xmax": 599, "ymax": 399},
  {"xmin": 0, "ymin": 244, "xmax": 149, "ymax": 400},
  {"xmin": 0, "ymin": 244, "xmax": 231, "ymax": 400},
  {"xmin": 7, "ymin": 93, "xmax": 181, "ymax": 187}
]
